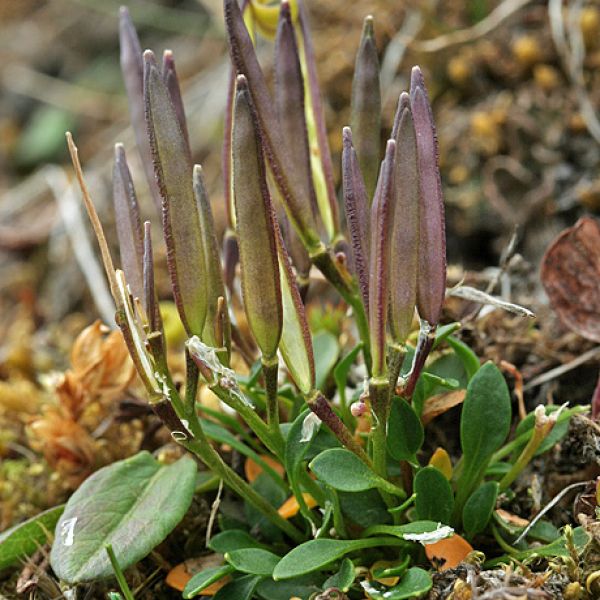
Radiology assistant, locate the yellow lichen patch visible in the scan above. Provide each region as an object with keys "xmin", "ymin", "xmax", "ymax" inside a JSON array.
[{"xmin": 277, "ymin": 492, "xmax": 317, "ymax": 519}]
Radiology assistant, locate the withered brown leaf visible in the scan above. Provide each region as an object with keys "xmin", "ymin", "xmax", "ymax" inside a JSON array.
[{"xmin": 541, "ymin": 217, "xmax": 600, "ymax": 343}]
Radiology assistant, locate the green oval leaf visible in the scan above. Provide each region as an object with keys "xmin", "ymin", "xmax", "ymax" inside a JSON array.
[
  {"xmin": 208, "ymin": 529, "xmax": 268, "ymax": 554},
  {"xmin": 256, "ymin": 573, "xmax": 322, "ymax": 600},
  {"xmin": 309, "ymin": 448, "xmax": 403, "ymax": 496},
  {"xmin": 414, "ymin": 466, "xmax": 454, "ymax": 524},
  {"xmin": 362, "ymin": 567, "xmax": 432, "ymax": 599},
  {"xmin": 183, "ymin": 564, "xmax": 234, "ymax": 599},
  {"xmin": 387, "ymin": 397, "xmax": 424, "ymax": 462},
  {"xmin": 273, "ymin": 537, "xmax": 404, "ymax": 580},
  {"xmin": 463, "ymin": 481, "xmax": 498, "ymax": 537},
  {"xmin": 50, "ymin": 452, "xmax": 196, "ymax": 583},
  {"xmin": 0, "ymin": 505, "xmax": 64, "ymax": 570},
  {"xmin": 458, "ymin": 362, "xmax": 511, "ymax": 503},
  {"xmin": 225, "ymin": 548, "xmax": 281, "ymax": 576}
]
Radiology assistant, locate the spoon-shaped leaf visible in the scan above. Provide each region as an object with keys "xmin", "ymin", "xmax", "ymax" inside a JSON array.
[
  {"xmin": 414, "ymin": 466, "xmax": 454, "ymax": 524},
  {"xmin": 50, "ymin": 452, "xmax": 196, "ymax": 583},
  {"xmin": 369, "ymin": 139, "xmax": 396, "ymax": 378},
  {"xmin": 410, "ymin": 66, "xmax": 446, "ymax": 327},
  {"xmin": 455, "ymin": 362, "xmax": 510, "ymax": 519},
  {"xmin": 224, "ymin": 548, "xmax": 281, "ymax": 576},
  {"xmin": 463, "ymin": 481, "xmax": 498, "ymax": 537},
  {"xmin": 193, "ymin": 165, "xmax": 231, "ymax": 357},
  {"xmin": 144, "ymin": 50, "xmax": 207, "ymax": 336},
  {"xmin": 351, "ymin": 16, "xmax": 381, "ymax": 200},
  {"xmin": 118, "ymin": 7, "xmax": 160, "ymax": 210},
  {"xmin": 223, "ymin": 0, "xmax": 320, "ymax": 251},
  {"xmin": 113, "ymin": 143, "xmax": 144, "ymax": 306},
  {"xmin": 362, "ymin": 567, "xmax": 432, "ymax": 600},
  {"xmin": 309, "ymin": 448, "xmax": 403, "ymax": 497},
  {"xmin": 389, "ymin": 93, "xmax": 418, "ymax": 344},
  {"xmin": 273, "ymin": 537, "xmax": 405, "ymax": 580},
  {"xmin": 342, "ymin": 126, "xmax": 370, "ymax": 313},
  {"xmin": 232, "ymin": 75, "xmax": 282, "ymax": 360}
]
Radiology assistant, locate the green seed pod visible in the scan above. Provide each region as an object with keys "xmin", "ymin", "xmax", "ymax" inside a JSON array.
[
  {"xmin": 193, "ymin": 165, "xmax": 231, "ymax": 360},
  {"xmin": 144, "ymin": 50, "xmax": 207, "ymax": 337},
  {"xmin": 232, "ymin": 75, "xmax": 282, "ymax": 361}
]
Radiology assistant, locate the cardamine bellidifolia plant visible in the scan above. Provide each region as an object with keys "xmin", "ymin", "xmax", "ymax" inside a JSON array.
[{"xmin": 39, "ymin": 1, "xmax": 588, "ymax": 598}]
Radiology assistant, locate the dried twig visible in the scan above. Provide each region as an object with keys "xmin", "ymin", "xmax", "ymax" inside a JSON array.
[
  {"xmin": 412, "ymin": 0, "xmax": 532, "ymax": 53},
  {"xmin": 524, "ymin": 346, "xmax": 600, "ymax": 391}
]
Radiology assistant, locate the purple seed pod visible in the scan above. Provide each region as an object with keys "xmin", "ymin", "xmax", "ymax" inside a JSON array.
[
  {"xmin": 368, "ymin": 139, "xmax": 397, "ymax": 378},
  {"xmin": 296, "ymin": 0, "xmax": 340, "ymax": 240},
  {"xmin": 144, "ymin": 50, "xmax": 207, "ymax": 337},
  {"xmin": 119, "ymin": 7, "xmax": 161, "ymax": 211},
  {"xmin": 389, "ymin": 93, "xmax": 419, "ymax": 344},
  {"xmin": 223, "ymin": 0, "xmax": 320, "ymax": 251},
  {"xmin": 162, "ymin": 49, "xmax": 191, "ymax": 159},
  {"xmin": 232, "ymin": 74, "xmax": 282, "ymax": 361},
  {"xmin": 113, "ymin": 143, "xmax": 144, "ymax": 307},
  {"xmin": 351, "ymin": 15, "xmax": 381, "ymax": 201},
  {"xmin": 410, "ymin": 66, "xmax": 447, "ymax": 327},
  {"xmin": 274, "ymin": 1, "xmax": 318, "ymax": 222},
  {"xmin": 342, "ymin": 126, "xmax": 370, "ymax": 315}
]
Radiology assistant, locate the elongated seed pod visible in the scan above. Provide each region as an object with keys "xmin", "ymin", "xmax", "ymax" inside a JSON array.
[
  {"xmin": 342, "ymin": 127, "xmax": 370, "ymax": 314},
  {"xmin": 113, "ymin": 143, "xmax": 144, "ymax": 307},
  {"xmin": 275, "ymin": 219, "xmax": 315, "ymax": 395},
  {"xmin": 296, "ymin": 0, "xmax": 339, "ymax": 240},
  {"xmin": 144, "ymin": 50, "xmax": 207, "ymax": 336},
  {"xmin": 119, "ymin": 7, "xmax": 161, "ymax": 211},
  {"xmin": 410, "ymin": 66, "xmax": 446, "ymax": 327},
  {"xmin": 368, "ymin": 139, "xmax": 396, "ymax": 378},
  {"xmin": 143, "ymin": 221, "xmax": 165, "ymax": 364},
  {"xmin": 193, "ymin": 165, "xmax": 231, "ymax": 359},
  {"xmin": 274, "ymin": 1, "xmax": 318, "ymax": 221},
  {"xmin": 351, "ymin": 16, "xmax": 381, "ymax": 201},
  {"xmin": 389, "ymin": 93, "xmax": 419, "ymax": 344},
  {"xmin": 232, "ymin": 75, "xmax": 282, "ymax": 361},
  {"xmin": 162, "ymin": 50, "xmax": 191, "ymax": 159},
  {"xmin": 224, "ymin": 0, "xmax": 320, "ymax": 251}
]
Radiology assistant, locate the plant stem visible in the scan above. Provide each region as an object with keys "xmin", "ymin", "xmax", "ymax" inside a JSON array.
[
  {"xmin": 369, "ymin": 377, "xmax": 391, "ymax": 480},
  {"xmin": 262, "ymin": 356, "xmax": 282, "ymax": 439},
  {"xmin": 387, "ymin": 344, "xmax": 405, "ymax": 395},
  {"xmin": 105, "ymin": 544, "xmax": 135, "ymax": 600},
  {"xmin": 307, "ymin": 390, "xmax": 371, "ymax": 465},
  {"xmin": 183, "ymin": 416, "xmax": 304, "ymax": 542},
  {"xmin": 184, "ymin": 348, "xmax": 200, "ymax": 416},
  {"xmin": 210, "ymin": 383, "xmax": 285, "ymax": 459},
  {"xmin": 403, "ymin": 321, "xmax": 435, "ymax": 399}
]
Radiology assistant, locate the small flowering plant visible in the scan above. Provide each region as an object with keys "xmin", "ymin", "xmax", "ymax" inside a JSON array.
[{"xmin": 15, "ymin": 1, "xmax": 588, "ymax": 597}]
